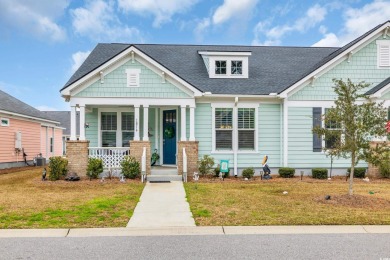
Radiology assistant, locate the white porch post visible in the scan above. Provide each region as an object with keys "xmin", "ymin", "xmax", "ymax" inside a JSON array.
[
  {"xmin": 134, "ymin": 105, "xmax": 140, "ymax": 141},
  {"xmin": 70, "ymin": 105, "xmax": 77, "ymax": 141},
  {"xmin": 143, "ymin": 105, "xmax": 149, "ymax": 141},
  {"xmin": 79, "ymin": 105, "xmax": 86, "ymax": 141},
  {"xmin": 180, "ymin": 105, "xmax": 187, "ymax": 141},
  {"xmin": 189, "ymin": 106, "xmax": 195, "ymax": 141}
]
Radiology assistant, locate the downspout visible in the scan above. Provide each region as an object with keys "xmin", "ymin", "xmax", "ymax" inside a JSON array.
[
  {"xmin": 283, "ymin": 98, "xmax": 288, "ymax": 167},
  {"xmin": 234, "ymin": 97, "xmax": 238, "ymax": 176},
  {"xmin": 280, "ymin": 103, "xmax": 283, "ymax": 167}
]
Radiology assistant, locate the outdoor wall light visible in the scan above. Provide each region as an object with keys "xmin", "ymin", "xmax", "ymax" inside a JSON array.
[{"xmin": 85, "ymin": 123, "xmax": 89, "ymax": 128}]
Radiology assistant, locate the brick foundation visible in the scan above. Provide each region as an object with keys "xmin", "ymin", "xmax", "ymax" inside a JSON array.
[
  {"xmin": 177, "ymin": 141, "xmax": 198, "ymax": 179},
  {"xmin": 66, "ymin": 141, "xmax": 89, "ymax": 177},
  {"xmin": 130, "ymin": 141, "xmax": 151, "ymax": 175}
]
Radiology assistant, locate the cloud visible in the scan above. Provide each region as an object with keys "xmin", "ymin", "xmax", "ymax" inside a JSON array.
[
  {"xmin": 118, "ymin": 0, "xmax": 199, "ymax": 27},
  {"xmin": 313, "ymin": 0, "xmax": 390, "ymax": 47},
  {"xmin": 212, "ymin": 0, "xmax": 259, "ymax": 25},
  {"xmin": 71, "ymin": 0, "xmax": 142, "ymax": 42},
  {"xmin": 35, "ymin": 105, "xmax": 58, "ymax": 111},
  {"xmin": 71, "ymin": 51, "xmax": 91, "ymax": 73},
  {"xmin": 0, "ymin": 0, "xmax": 68, "ymax": 41},
  {"xmin": 194, "ymin": 18, "xmax": 211, "ymax": 42},
  {"xmin": 253, "ymin": 4, "xmax": 327, "ymax": 45}
]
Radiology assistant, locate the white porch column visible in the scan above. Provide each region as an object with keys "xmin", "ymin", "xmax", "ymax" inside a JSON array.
[
  {"xmin": 134, "ymin": 105, "xmax": 140, "ymax": 141},
  {"xmin": 189, "ymin": 106, "xmax": 195, "ymax": 141},
  {"xmin": 70, "ymin": 105, "xmax": 77, "ymax": 141},
  {"xmin": 180, "ymin": 105, "xmax": 187, "ymax": 141},
  {"xmin": 79, "ymin": 105, "xmax": 86, "ymax": 141},
  {"xmin": 143, "ymin": 105, "xmax": 149, "ymax": 141}
]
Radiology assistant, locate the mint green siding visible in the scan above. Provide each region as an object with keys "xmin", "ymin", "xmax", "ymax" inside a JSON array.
[
  {"xmin": 258, "ymin": 103, "xmax": 281, "ymax": 167},
  {"xmin": 85, "ymin": 108, "xmax": 98, "ymax": 147},
  {"xmin": 290, "ymin": 37, "xmax": 390, "ymax": 101},
  {"xmin": 195, "ymin": 103, "xmax": 213, "ymax": 158},
  {"xmin": 75, "ymin": 60, "xmax": 190, "ymax": 98},
  {"xmin": 288, "ymin": 107, "xmax": 366, "ymax": 168},
  {"xmin": 382, "ymin": 90, "xmax": 390, "ymax": 100}
]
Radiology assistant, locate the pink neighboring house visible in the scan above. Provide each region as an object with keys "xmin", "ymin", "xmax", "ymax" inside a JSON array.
[{"xmin": 0, "ymin": 90, "xmax": 63, "ymax": 169}]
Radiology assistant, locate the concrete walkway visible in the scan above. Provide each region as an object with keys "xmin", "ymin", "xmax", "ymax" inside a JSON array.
[{"xmin": 126, "ymin": 181, "xmax": 195, "ymax": 228}]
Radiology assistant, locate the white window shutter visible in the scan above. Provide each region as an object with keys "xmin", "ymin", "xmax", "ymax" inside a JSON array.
[{"xmin": 379, "ymin": 44, "xmax": 390, "ymax": 67}]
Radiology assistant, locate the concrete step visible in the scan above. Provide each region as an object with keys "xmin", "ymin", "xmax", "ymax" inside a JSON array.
[
  {"xmin": 147, "ymin": 175, "xmax": 183, "ymax": 182},
  {"xmin": 150, "ymin": 167, "xmax": 178, "ymax": 175}
]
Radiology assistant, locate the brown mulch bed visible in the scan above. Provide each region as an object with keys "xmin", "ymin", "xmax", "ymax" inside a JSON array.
[{"xmin": 314, "ymin": 194, "xmax": 390, "ymax": 209}]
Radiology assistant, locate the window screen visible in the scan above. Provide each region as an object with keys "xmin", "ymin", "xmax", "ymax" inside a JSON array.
[
  {"xmin": 238, "ymin": 108, "xmax": 255, "ymax": 150},
  {"xmin": 215, "ymin": 108, "xmax": 233, "ymax": 150}
]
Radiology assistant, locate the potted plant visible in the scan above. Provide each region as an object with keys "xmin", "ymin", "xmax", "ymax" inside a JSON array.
[{"xmin": 151, "ymin": 149, "xmax": 160, "ymax": 166}]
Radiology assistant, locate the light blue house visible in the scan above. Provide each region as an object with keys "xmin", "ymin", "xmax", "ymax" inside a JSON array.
[{"xmin": 61, "ymin": 21, "xmax": 390, "ymax": 176}]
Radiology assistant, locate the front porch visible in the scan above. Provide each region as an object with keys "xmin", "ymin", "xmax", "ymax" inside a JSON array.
[{"xmin": 66, "ymin": 99, "xmax": 199, "ymax": 177}]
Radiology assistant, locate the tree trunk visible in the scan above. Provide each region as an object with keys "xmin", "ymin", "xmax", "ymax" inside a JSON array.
[{"xmin": 349, "ymin": 154, "xmax": 355, "ymax": 196}]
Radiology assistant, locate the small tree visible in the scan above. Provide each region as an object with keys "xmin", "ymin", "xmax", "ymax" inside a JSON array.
[{"xmin": 313, "ymin": 79, "xmax": 388, "ymax": 195}]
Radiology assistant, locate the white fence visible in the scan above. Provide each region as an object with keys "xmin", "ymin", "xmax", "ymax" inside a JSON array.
[{"xmin": 88, "ymin": 147, "xmax": 129, "ymax": 169}]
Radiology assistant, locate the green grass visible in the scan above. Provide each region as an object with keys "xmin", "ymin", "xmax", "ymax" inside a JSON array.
[
  {"xmin": 184, "ymin": 177, "xmax": 390, "ymax": 226},
  {"xmin": 0, "ymin": 169, "xmax": 144, "ymax": 228}
]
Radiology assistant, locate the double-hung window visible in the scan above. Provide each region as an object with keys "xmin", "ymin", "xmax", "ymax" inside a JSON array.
[
  {"xmin": 215, "ymin": 108, "xmax": 233, "ymax": 150},
  {"xmin": 324, "ymin": 108, "xmax": 341, "ymax": 149},
  {"xmin": 121, "ymin": 112, "xmax": 134, "ymax": 147},
  {"xmin": 238, "ymin": 108, "xmax": 255, "ymax": 150},
  {"xmin": 101, "ymin": 112, "xmax": 117, "ymax": 147}
]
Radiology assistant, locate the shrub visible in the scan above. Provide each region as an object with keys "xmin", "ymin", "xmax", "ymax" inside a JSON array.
[
  {"xmin": 214, "ymin": 165, "xmax": 220, "ymax": 177},
  {"xmin": 242, "ymin": 167, "xmax": 255, "ymax": 179},
  {"xmin": 87, "ymin": 158, "xmax": 103, "ymax": 180},
  {"xmin": 121, "ymin": 156, "xmax": 140, "ymax": 179},
  {"xmin": 347, "ymin": 167, "xmax": 366, "ymax": 178},
  {"xmin": 378, "ymin": 152, "xmax": 390, "ymax": 178},
  {"xmin": 279, "ymin": 167, "xmax": 295, "ymax": 178},
  {"xmin": 197, "ymin": 155, "xmax": 214, "ymax": 176},
  {"xmin": 312, "ymin": 168, "xmax": 328, "ymax": 179},
  {"xmin": 48, "ymin": 156, "xmax": 68, "ymax": 181}
]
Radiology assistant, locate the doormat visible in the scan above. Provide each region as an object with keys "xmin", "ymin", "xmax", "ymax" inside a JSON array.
[{"xmin": 149, "ymin": 181, "xmax": 171, "ymax": 183}]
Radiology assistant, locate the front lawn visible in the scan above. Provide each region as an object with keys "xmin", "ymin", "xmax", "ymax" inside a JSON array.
[
  {"xmin": 184, "ymin": 177, "xmax": 390, "ymax": 226},
  {"xmin": 0, "ymin": 168, "xmax": 144, "ymax": 228}
]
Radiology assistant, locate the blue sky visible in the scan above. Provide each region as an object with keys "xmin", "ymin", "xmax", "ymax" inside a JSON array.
[{"xmin": 0, "ymin": 0, "xmax": 389, "ymax": 111}]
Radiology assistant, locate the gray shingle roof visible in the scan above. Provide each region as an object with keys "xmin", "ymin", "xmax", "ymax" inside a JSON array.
[
  {"xmin": 41, "ymin": 111, "xmax": 80, "ymax": 136},
  {"xmin": 61, "ymin": 20, "xmax": 389, "ymax": 95},
  {"xmin": 365, "ymin": 77, "xmax": 390, "ymax": 95},
  {"xmin": 0, "ymin": 90, "xmax": 58, "ymax": 123}
]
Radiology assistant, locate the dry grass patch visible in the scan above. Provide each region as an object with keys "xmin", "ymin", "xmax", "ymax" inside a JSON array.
[
  {"xmin": 0, "ymin": 168, "xmax": 144, "ymax": 228},
  {"xmin": 184, "ymin": 176, "xmax": 390, "ymax": 226}
]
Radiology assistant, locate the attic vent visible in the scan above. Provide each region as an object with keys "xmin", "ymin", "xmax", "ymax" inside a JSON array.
[
  {"xmin": 377, "ymin": 40, "xmax": 390, "ymax": 67},
  {"xmin": 126, "ymin": 69, "xmax": 141, "ymax": 87}
]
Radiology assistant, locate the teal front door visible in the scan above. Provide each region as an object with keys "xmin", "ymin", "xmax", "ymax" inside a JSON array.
[{"xmin": 163, "ymin": 110, "xmax": 177, "ymax": 164}]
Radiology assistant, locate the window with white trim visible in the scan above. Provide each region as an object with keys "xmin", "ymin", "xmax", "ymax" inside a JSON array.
[
  {"xmin": 215, "ymin": 60, "xmax": 227, "ymax": 75},
  {"xmin": 215, "ymin": 108, "xmax": 233, "ymax": 150},
  {"xmin": 121, "ymin": 112, "xmax": 134, "ymax": 147},
  {"xmin": 231, "ymin": 61, "xmax": 243, "ymax": 75},
  {"xmin": 126, "ymin": 69, "xmax": 141, "ymax": 87},
  {"xmin": 377, "ymin": 40, "xmax": 390, "ymax": 67},
  {"xmin": 1, "ymin": 118, "xmax": 9, "ymax": 126},
  {"xmin": 238, "ymin": 108, "xmax": 255, "ymax": 150},
  {"xmin": 324, "ymin": 108, "xmax": 341, "ymax": 149},
  {"xmin": 101, "ymin": 112, "xmax": 117, "ymax": 147}
]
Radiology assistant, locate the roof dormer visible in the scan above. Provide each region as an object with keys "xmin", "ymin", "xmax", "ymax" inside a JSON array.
[{"xmin": 198, "ymin": 51, "xmax": 251, "ymax": 79}]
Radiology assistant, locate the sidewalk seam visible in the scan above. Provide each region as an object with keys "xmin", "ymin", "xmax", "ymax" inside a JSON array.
[
  {"xmin": 222, "ymin": 226, "xmax": 225, "ymax": 234},
  {"xmin": 65, "ymin": 229, "xmax": 70, "ymax": 237},
  {"xmin": 361, "ymin": 225, "xmax": 369, "ymax": 233}
]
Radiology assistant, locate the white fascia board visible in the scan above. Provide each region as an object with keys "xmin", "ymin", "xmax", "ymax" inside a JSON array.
[
  {"xmin": 198, "ymin": 51, "xmax": 252, "ymax": 56},
  {"xmin": 61, "ymin": 46, "xmax": 203, "ymax": 97},
  {"xmin": 371, "ymin": 82, "xmax": 390, "ymax": 98},
  {"xmin": 279, "ymin": 22, "xmax": 390, "ymax": 98},
  {"xmin": 69, "ymin": 97, "xmax": 196, "ymax": 107},
  {"xmin": 0, "ymin": 110, "xmax": 60, "ymax": 125},
  {"xmin": 41, "ymin": 124, "xmax": 65, "ymax": 129}
]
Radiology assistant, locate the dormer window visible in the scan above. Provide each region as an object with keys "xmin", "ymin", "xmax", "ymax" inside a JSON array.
[
  {"xmin": 231, "ymin": 61, "xmax": 242, "ymax": 75},
  {"xmin": 215, "ymin": 60, "xmax": 227, "ymax": 74},
  {"xmin": 199, "ymin": 51, "xmax": 251, "ymax": 79}
]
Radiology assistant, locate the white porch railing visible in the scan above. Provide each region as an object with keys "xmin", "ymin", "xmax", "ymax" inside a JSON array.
[{"xmin": 89, "ymin": 147, "xmax": 129, "ymax": 169}]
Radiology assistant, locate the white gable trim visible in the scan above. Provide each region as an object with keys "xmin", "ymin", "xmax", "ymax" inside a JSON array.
[
  {"xmin": 61, "ymin": 46, "xmax": 203, "ymax": 97},
  {"xmin": 371, "ymin": 81, "xmax": 390, "ymax": 98},
  {"xmin": 279, "ymin": 22, "xmax": 390, "ymax": 99}
]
